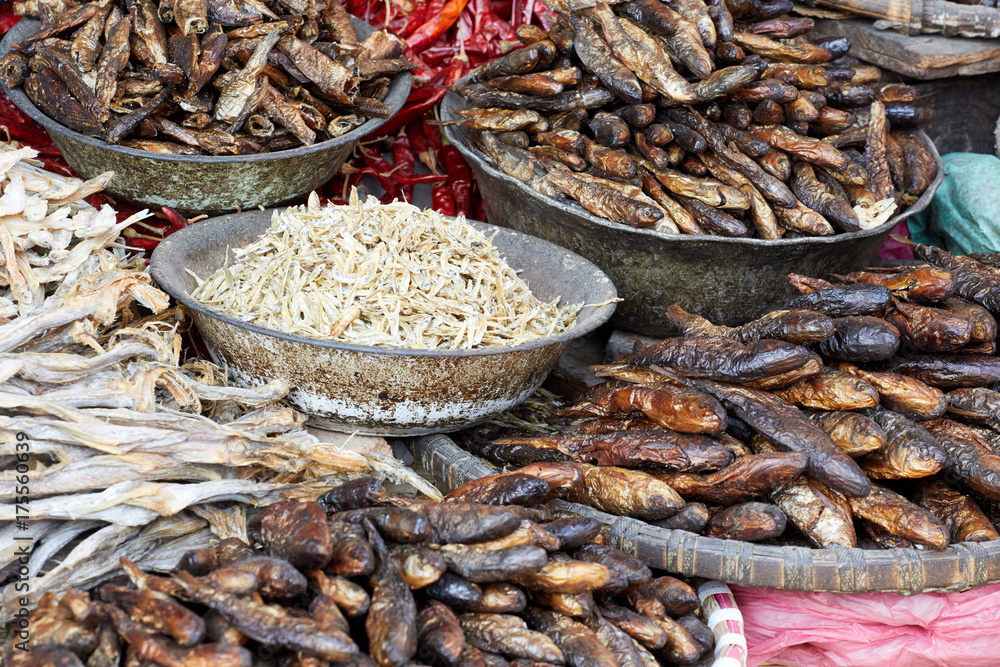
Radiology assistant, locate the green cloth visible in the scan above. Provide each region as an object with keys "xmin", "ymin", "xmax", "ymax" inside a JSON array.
[{"xmin": 909, "ymin": 152, "xmax": 1000, "ymax": 255}]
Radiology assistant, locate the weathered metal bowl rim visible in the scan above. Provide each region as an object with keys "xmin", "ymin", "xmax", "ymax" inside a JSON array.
[
  {"xmin": 411, "ymin": 433, "xmax": 1000, "ymax": 594},
  {"xmin": 441, "ymin": 71, "xmax": 944, "ymax": 248},
  {"xmin": 0, "ymin": 17, "xmax": 412, "ymax": 165},
  {"xmin": 151, "ymin": 209, "xmax": 618, "ymax": 359}
]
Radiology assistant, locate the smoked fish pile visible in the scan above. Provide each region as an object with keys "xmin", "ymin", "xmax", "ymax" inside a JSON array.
[
  {"xmin": 468, "ymin": 243, "xmax": 1000, "ymax": 550},
  {"xmin": 448, "ymin": 0, "xmax": 937, "ymax": 238},
  {"xmin": 5, "ymin": 476, "xmax": 718, "ymax": 667},
  {"xmin": 0, "ymin": 0, "xmax": 413, "ymax": 153}
]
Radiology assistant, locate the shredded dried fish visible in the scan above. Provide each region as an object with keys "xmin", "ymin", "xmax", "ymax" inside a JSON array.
[
  {"xmin": 0, "ymin": 142, "xmax": 149, "ymax": 316},
  {"xmin": 191, "ymin": 190, "xmax": 584, "ymax": 349}
]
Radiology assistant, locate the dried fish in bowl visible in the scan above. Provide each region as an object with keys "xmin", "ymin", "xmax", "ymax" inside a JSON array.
[
  {"xmin": 190, "ymin": 190, "xmax": 590, "ymax": 349},
  {"xmin": 1, "ymin": 0, "xmax": 414, "ymax": 153},
  {"xmin": 445, "ymin": 0, "xmax": 939, "ymax": 239}
]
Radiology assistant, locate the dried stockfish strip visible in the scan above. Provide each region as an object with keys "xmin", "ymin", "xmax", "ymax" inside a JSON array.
[{"xmin": 191, "ymin": 190, "xmax": 585, "ymax": 350}]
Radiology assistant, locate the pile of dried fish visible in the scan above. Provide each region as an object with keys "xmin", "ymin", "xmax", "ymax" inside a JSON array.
[
  {"xmin": 6, "ymin": 476, "xmax": 717, "ymax": 666},
  {"xmin": 461, "ymin": 243, "xmax": 1000, "ymax": 550},
  {"xmin": 0, "ymin": 171, "xmax": 434, "ymax": 611},
  {"xmin": 0, "ymin": 142, "xmax": 146, "ymax": 318},
  {"xmin": 449, "ymin": 0, "xmax": 936, "ymax": 237},
  {"xmin": 0, "ymin": 0, "xmax": 412, "ymax": 153},
  {"xmin": 191, "ymin": 191, "xmax": 584, "ymax": 349}
]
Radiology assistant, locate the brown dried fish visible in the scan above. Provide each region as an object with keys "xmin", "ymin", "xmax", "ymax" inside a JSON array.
[
  {"xmin": 807, "ymin": 410, "xmax": 886, "ymax": 457},
  {"xmin": 703, "ymin": 501, "xmax": 787, "ymax": 541},
  {"xmin": 694, "ymin": 379, "xmax": 871, "ymax": 497},
  {"xmin": 523, "ymin": 607, "xmax": 619, "ymax": 667},
  {"xmin": 657, "ymin": 452, "xmax": 807, "ymax": 504},
  {"xmin": 418, "ymin": 601, "xmax": 466, "ymax": 667},
  {"xmin": 365, "ymin": 519, "xmax": 418, "ymax": 667},
  {"xmin": 848, "ymin": 483, "xmax": 949, "ymax": 549},
  {"xmin": 459, "ymin": 613, "xmax": 564, "ymax": 663},
  {"xmin": 861, "ymin": 410, "xmax": 947, "ymax": 480},
  {"xmin": 914, "ymin": 479, "xmax": 999, "ymax": 543}
]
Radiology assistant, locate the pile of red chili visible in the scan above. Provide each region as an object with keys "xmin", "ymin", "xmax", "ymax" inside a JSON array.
[{"xmin": 0, "ymin": 0, "xmax": 553, "ymax": 254}]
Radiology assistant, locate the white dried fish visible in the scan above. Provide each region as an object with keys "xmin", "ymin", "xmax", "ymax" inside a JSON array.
[
  {"xmin": 191, "ymin": 189, "xmax": 584, "ymax": 350},
  {"xmin": 0, "ymin": 141, "xmax": 149, "ymax": 312}
]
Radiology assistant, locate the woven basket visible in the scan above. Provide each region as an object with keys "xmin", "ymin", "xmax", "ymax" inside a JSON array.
[{"xmin": 410, "ymin": 434, "xmax": 1000, "ymax": 595}]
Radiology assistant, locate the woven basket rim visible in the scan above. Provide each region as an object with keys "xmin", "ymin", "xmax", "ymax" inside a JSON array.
[{"xmin": 410, "ymin": 433, "xmax": 1000, "ymax": 595}]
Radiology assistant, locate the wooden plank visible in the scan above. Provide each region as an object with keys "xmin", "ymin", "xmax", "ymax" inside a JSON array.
[{"xmin": 811, "ymin": 18, "xmax": 1000, "ymax": 79}]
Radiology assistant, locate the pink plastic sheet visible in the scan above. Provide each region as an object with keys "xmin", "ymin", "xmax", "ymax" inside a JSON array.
[
  {"xmin": 733, "ymin": 582, "xmax": 1000, "ymax": 667},
  {"xmin": 877, "ymin": 221, "xmax": 915, "ymax": 260}
]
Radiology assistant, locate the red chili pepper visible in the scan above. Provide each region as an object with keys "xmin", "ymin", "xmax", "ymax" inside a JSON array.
[
  {"xmin": 406, "ymin": 120, "xmax": 438, "ymax": 173},
  {"xmin": 432, "ymin": 183, "xmax": 456, "ymax": 216},
  {"xmin": 161, "ymin": 206, "xmax": 188, "ymax": 231},
  {"xmin": 406, "ymin": 0, "xmax": 470, "ymax": 53},
  {"xmin": 441, "ymin": 144, "xmax": 472, "ymax": 217},
  {"xmin": 392, "ymin": 132, "xmax": 416, "ymax": 202}
]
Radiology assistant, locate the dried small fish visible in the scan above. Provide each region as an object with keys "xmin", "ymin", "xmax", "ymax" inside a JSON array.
[{"xmin": 192, "ymin": 195, "xmax": 584, "ymax": 349}]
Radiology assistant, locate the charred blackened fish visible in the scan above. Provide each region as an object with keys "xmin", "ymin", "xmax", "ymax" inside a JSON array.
[
  {"xmin": 771, "ymin": 368, "xmax": 879, "ymax": 411},
  {"xmin": 650, "ymin": 502, "xmax": 710, "ymax": 534},
  {"xmin": 786, "ymin": 283, "xmax": 893, "ymax": 318},
  {"xmin": 572, "ymin": 543, "xmax": 651, "ymax": 586},
  {"xmin": 570, "ymin": 11, "xmax": 642, "ymax": 104},
  {"xmin": 170, "ymin": 571, "xmax": 358, "ymax": 660},
  {"xmin": 332, "ymin": 507, "xmax": 430, "ymax": 544},
  {"xmin": 815, "ymin": 316, "xmax": 900, "ymax": 363},
  {"xmin": 445, "ymin": 473, "xmax": 551, "ymax": 507},
  {"xmin": 562, "ymin": 463, "xmax": 685, "ymax": 519},
  {"xmin": 703, "ymin": 501, "xmax": 787, "ymax": 541},
  {"xmin": 608, "ymin": 336, "xmax": 813, "ymax": 383},
  {"xmin": 882, "ymin": 354, "xmax": 1000, "ymax": 389},
  {"xmin": 496, "ymin": 429, "xmax": 733, "ymax": 472},
  {"xmin": 434, "ymin": 544, "xmax": 548, "ymax": 583},
  {"xmin": 547, "ymin": 170, "xmax": 663, "ymax": 227},
  {"xmin": 99, "ymin": 584, "xmax": 205, "ymax": 646},
  {"xmin": 364, "ymin": 519, "xmax": 418, "ymax": 667},
  {"xmin": 418, "ymin": 601, "xmax": 465, "ymax": 667},
  {"xmin": 694, "ymin": 379, "xmax": 871, "ymax": 496},
  {"xmin": 885, "ymin": 299, "xmax": 973, "ymax": 353},
  {"xmin": 327, "ymin": 520, "xmax": 376, "ymax": 577},
  {"xmin": 251, "ymin": 501, "xmax": 332, "ymax": 571},
  {"xmin": 926, "ymin": 419, "xmax": 1000, "ymax": 501},
  {"xmin": 906, "ymin": 239, "xmax": 1000, "ymax": 315}
]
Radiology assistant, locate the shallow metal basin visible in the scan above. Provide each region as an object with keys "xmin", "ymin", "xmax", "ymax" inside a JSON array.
[
  {"xmin": 441, "ymin": 76, "xmax": 943, "ymax": 337},
  {"xmin": 0, "ymin": 17, "xmax": 411, "ymax": 215},
  {"xmin": 150, "ymin": 209, "xmax": 617, "ymax": 435}
]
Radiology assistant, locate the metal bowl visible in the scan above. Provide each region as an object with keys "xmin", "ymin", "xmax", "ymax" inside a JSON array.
[
  {"xmin": 150, "ymin": 208, "xmax": 618, "ymax": 436},
  {"xmin": 0, "ymin": 17, "xmax": 411, "ymax": 215},
  {"xmin": 441, "ymin": 79, "xmax": 944, "ymax": 337}
]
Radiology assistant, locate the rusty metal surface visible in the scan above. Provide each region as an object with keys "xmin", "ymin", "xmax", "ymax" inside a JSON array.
[
  {"xmin": 0, "ymin": 18, "xmax": 411, "ymax": 216},
  {"xmin": 150, "ymin": 209, "xmax": 618, "ymax": 436},
  {"xmin": 440, "ymin": 80, "xmax": 944, "ymax": 337}
]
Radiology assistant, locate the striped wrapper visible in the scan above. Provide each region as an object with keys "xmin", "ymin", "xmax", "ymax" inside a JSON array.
[{"xmin": 698, "ymin": 580, "xmax": 748, "ymax": 667}]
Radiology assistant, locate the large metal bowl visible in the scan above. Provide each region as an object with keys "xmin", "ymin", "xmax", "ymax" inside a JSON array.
[
  {"xmin": 150, "ymin": 208, "xmax": 618, "ymax": 436},
  {"xmin": 441, "ymin": 81, "xmax": 943, "ymax": 337},
  {"xmin": 0, "ymin": 17, "xmax": 411, "ymax": 215}
]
